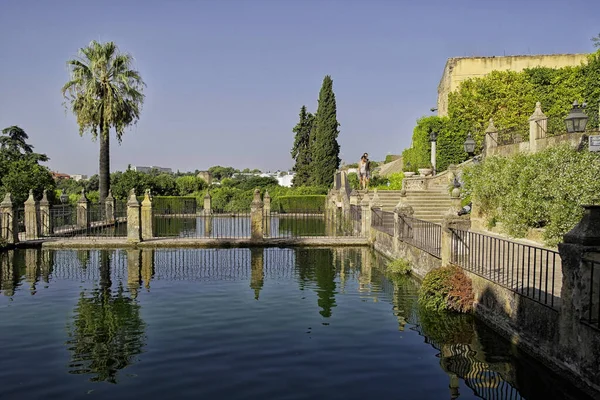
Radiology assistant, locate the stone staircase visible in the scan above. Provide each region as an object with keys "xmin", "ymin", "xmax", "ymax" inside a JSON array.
[{"xmin": 355, "ymin": 183, "xmax": 452, "ymax": 225}]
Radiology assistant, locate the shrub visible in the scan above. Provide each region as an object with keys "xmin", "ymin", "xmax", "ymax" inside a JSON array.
[
  {"xmin": 387, "ymin": 258, "xmax": 411, "ymax": 275},
  {"xmin": 278, "ymin": 195, "xmax": 326, "ymax": 213},
  {"xmin": 418, "ymin": 266, "xmax": 474, "ymax": 313},
  {"xmin": 152, "ymin": 196, "xmax": 197, "ymax": 214}
]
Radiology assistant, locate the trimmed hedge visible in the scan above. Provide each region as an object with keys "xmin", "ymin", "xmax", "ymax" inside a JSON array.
[
  {"xmin": 278, "ymin": 195, "xmax": 326, "ymax": 213},
  {"xmin": 152, "ymin": 196, "xmax": 197, "ymax": 214}
]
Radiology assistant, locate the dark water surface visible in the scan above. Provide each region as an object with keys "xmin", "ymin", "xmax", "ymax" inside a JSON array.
[{"xmin": 0, "ymin": 248, "xmax": 593, "ymax": 400}]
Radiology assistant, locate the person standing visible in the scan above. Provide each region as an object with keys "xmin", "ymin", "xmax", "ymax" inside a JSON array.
[{"xmin": 358, "ymin": 153, "xmax": 371, "ymax": 190}]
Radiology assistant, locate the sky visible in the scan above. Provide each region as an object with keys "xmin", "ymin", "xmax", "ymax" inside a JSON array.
[{"xmin": 0, "ymin": 0, "xmax": 598, "ymax": 176}]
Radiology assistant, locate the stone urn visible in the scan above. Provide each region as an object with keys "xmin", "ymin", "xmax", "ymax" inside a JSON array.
[
  {"xmin": 418, "ymin": 168, "xmax": 433, "ymax": 177},
  {"xmin": 404, "ymin": 171, "xmax": 416, "ymax": 177}
]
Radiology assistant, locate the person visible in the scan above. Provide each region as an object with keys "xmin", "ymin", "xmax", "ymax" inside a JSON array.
[{"xmin": 358, "ymin": 153, "xmax": 371, "ymax": 190}]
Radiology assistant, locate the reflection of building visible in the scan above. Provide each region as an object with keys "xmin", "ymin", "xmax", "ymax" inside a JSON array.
[
  {"xmin": 436, "ymin": 53, "xmax": 588, "ymax": 116},
  {"xmin": 132, "ymin": 165, "xmax": 173, "ymax": 174}
]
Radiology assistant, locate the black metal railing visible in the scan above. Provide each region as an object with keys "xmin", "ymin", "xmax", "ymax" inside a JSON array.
[
  {"xmin": 264, "ymin": 209, "xmax": 361, "ymax": 238},
  {"xmin": 451, "ymin": 229, "xmax": 561, "ymax": 309},
  {"xmin": 397, "ymin": 215, "xmax": 441, "ymax": 258},
  {"xmin": 497, "ymin": 127, "xmax": 526, "ymax": 145},
  {"xmin": 371, "ymin": 208, "xmax": 394, "ymax": 236},
  {"xmin": 583, "ymin": 258, "xmax": 600, "ymax": 329},
  {"xmin": 350, "ymin": 204, "xmax": 361, "ymax": 222}
]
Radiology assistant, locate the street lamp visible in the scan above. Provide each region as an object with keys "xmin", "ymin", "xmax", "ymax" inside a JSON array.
[
  {"xmin": 429, "ymin": 129, "xmax": 438, "ymax": 175},
  {"xmin": 564, "ymin": 101, "xmax": 588, "ymax": 133},
  {"xmin": 60, "ymin": 189, "xmax": 68, "ymax": 204},
  {"xmin": 464, "ymin": 133, "xmax": 476, "ymax": 159}
]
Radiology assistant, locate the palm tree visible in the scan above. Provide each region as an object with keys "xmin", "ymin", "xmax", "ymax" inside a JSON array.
[{"xmin": 62, "ymin": 41, "xmax": 145, "ymax": 203}]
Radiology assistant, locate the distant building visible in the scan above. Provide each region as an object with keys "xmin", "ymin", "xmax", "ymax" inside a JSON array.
[
  {"xmin": 437, "ymin": 53, "xmax": 589, "ymax": 116},
  {"xmin": 132, "ymin": 166, "xmax": 173, "ymax": 174},
  {"xmin": 196, "ymin": 171, "xmax": 212, "ymax": 185},
  {"xmin": 70, "ymin": 174, "xmax": 88, "ymax": 182},
  {"xmin": 277, "ymin": 173, "xmax": 294, "ymax": 187},
  {"xmin": 51, "ymin": 171, "xmax": 70, "ymax": 181}
]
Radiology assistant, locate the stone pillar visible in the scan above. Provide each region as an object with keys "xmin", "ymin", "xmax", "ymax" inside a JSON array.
[
  {"xmin": 24, "ymin": 190, "xmax": 39, "ymax": 240},
  {"xmin": 250, "ymin": 189, "xmax": 264, "ymax": 241},
  {"xmin": 349, "ymin": 189, "xmax": 359, "ymax": 206},
  {"xmin": 484, "ymin": 118, "xmax": 498, "ymax": 156},
  {"xmin": 441, "ymin": 188, "xmax": 471, "ymax": 267},
  {"xmin": 76, "ymin": 189, "xmax": 89, "ymax": 229},
  {"xmin": 360, "ymin": 192, "xmax": 371, "ymax": 239},
  {"xmin": 39, "ymin": 190, "xmax": 52, "ymax": 236},
  {"xmin": 430, "ymin": 140, "xmax": 437, "ymax": 175},
  {"xmin": 203, "ymin": 192, "xmax": 212, "ymax": 215},
  {"xmin": 394, "ymin": 190, "xmax": 414, "ymax": 253},
  {"xmin": 127, "ymin": 249, "xmax": 142, "ymax": 299},
  {"xmin": 141, "ymin": 189, "xmax": 153, "ymax": 240},
  {"xmin": 557, "ymin": 205, "xmax": 600, "ymax": 391},
  {"xmin": 529, "ymin": 101, "xmax": 547, "ymax": 153},
  {"xmin": 105, "ymin": 189, "xmax": 116, "ymax": 222},
  {"xmin": 0, "ymin": 193, "xmax": 18, "ymax": 244},
  {"xmin": 263, "ymin": 190, "xmax": 271, "ymax": 237},
  {"xmin": 127, "ymin": 189, "xmax": 142, "ymax": 243}
]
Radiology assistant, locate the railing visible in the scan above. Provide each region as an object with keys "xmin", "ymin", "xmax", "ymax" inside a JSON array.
[
  {"xmin": 349, "ymin": 204, "xmax": 361, "ymax": 222},
  {"xmin": 371, "ymin": 208, "xmax": 394, "ymax": 236},
  {"xmin": 497, "ymin": 127, "xmax": 526, "ymax": 145},
  {"xmin": 265, "ymin": 209, "xmax": 361, "ymax": 238},
  {"xmin": 451, "ymin": 229, "xmax": 561, "ymax": 309},
  {"xmin": 583, "ymin": 258, "xmax": 600, "ymax": 330},
  {"xmin": 397, "ymin": 215, "xmax": 441, "ymax": 258},
  {"xmin": 154, "ymin": 212, "xmax": 251, "ymax": 239}
]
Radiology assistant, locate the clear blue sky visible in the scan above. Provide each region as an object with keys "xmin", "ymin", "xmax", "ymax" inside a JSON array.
[{"xmin": 0, "ymin": 0, "xmax": 598, "ymax": 176}]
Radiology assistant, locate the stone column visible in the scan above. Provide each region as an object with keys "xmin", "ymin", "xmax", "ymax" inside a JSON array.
[
  {"xmin": 557, "ymin": 205, "xmax": 600, "ymax": 391},
  {"xmin": 484, "ymin": 118, "xmax": 498, "ymax": 156},
  {"xmin": 369, "ymin": 190, "xmax": 383, "ymax": 242},
  {"xmin": 529, "ymin": 101, "xmax": 547, "ymax": 153},
  {"xmin": 263, "ymin": 190, "xmax": 271, "ymax": 237},
  {"xmin": 441, "ymin": 187, "xmax": 471, "ymax": 267},
  {"xmin": 141, "ymin": 189, "xmax": 153, "ymax": 240},
  {"xmin": 250, "ymin": 189, "xmax": 264, "ymax": 241},
  {"xmin": 105, "ymin": 189, "xmax": 116, "ymax": 222},
  {"xmin": 360, "ymin": 192, "xmax": 371, "ymax": 239},
  {"xmin": 39, "ymin": 190, "xmax": 52, "ymax": 236},
  {"xmin": 430, "ymin": 140, "xmax": 437, "ymax": 175},
  {"xmin": 203, "ymin": 192, "xmax": 212, "ymax": 215},
  {"xmin": 0, "ymin": 193, "xmax": 18, "ymax": 244},
  {"xmin": 127, "ymin": 189, "xmax": 142, "ymax": 243},
  {"xmin": 76, "ymin": 189, "xmax": 89, "ymax": 229},
  {"xmin": 24, "ymin": 190, "xmax": 39, "ymax": 240},
  {"xmin": 394, "ymin": 190, "xmax": 414, "ymax": 253}
]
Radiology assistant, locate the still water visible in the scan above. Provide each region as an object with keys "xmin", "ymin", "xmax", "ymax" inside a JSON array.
[{"xmin": 0, "ymin": 247, "xmax": 592, "ymax": 400}]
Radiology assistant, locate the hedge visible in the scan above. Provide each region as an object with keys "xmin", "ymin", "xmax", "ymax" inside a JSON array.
[
  {"xmin": 278, "ymin": 195, "xmax": 326, "ymax": 213},
  {"xmin": 152, "ymin": 196, "xmax": 197, "ymax": 214}
]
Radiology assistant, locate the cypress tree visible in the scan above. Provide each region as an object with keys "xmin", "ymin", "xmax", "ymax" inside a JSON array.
[
  {"xmin": 311, "ymin": 75, "xmax": 340, "ymax": 187},
  {"xmin": 290, "ymin": 105, "xmax": 315, "ymax": 186}
]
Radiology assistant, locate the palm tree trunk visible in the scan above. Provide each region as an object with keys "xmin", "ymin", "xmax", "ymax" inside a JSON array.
[{"xmin": 99, "ymin": 113, "xmax": 110, "ymax": 204}]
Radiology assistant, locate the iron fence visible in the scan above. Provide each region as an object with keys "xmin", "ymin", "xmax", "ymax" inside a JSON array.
[
  {"xmin": 41, "ymin": 204, "xmax": 126, "ymax": 239},
  {"xmin": 371, "ymin": 208, "xmax": 395, "ymax": 236},
  {"xmin": 397, "ymin": 215, "xmax": 441, "ymax": 258},
  {"xmin": 349, "ymin": 204, "xmax": 361, "ymax": 222},
  {"xmin": 583, "ymin": 258, "xmax": 600, "ymax": 330},
  {"xmin": 497, "ymin": 127, "xmax": 526, "ymax": 145},
  {"xmin": 451, "ymin": 229, "xmax": 561, "ymax": 309}
]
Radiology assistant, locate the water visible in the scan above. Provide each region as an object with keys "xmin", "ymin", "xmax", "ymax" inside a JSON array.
[{"xmin": 0, "ymin": 247, "xmax": 593, "ymax": 400}]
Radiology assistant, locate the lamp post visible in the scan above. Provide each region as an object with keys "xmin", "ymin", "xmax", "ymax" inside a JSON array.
[
  {"xmin": 429, "ymin": 129, "xmax": 438, "ymax": 175},
  {"xmin": 464, "ymin": 133, "xmax": 476, "ymax": 160},
  {"xmin": 564, "ymin": 101, "xmax": 589, "ymax": 133},
  {"xmin": 60, "ymin": 189, "xmax": 68, "ymax": 205}
]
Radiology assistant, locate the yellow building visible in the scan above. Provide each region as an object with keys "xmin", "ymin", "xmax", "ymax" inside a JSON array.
[{"xmin": 436, "ymin": 53, "xmax": 588, "ymax": 116}]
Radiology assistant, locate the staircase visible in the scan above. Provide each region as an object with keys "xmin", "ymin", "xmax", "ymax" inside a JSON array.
[{"xmin": 355, "ymin": 183, "xmax": 452, "ymax": 225}]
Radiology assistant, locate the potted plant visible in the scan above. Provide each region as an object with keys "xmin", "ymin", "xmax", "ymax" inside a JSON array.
[
  {"xmin": 417, "ymin": 162, "xmax": 433, "ymax": 177},
  {"xmin": 403, "ymin": 161, "xmax": 416, "ymax": 177}
]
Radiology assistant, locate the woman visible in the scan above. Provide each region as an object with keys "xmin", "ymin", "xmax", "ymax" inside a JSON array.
[{"xmin": 358, "ymin": 153, "xmax": 370, "ymax": 190}]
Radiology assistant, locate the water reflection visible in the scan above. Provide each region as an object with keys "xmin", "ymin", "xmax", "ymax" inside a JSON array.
[{"xmin": 0, "ymin": 247, "xmax": 593, "ymax": 399}]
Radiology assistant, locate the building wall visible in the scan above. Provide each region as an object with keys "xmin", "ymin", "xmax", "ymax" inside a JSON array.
[{"xmin": 437, "ymin": 54, "xmax": 589, "ymax": 116}]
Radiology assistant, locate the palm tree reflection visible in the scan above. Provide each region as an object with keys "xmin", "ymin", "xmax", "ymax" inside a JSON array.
[{"xmin": 66, "ymin": 250, "xmax": 146, "ymax": 384}]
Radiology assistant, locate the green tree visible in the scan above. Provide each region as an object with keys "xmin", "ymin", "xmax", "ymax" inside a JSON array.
[
  {"xmin": 291, "ymin": 105, "xmax": 315, "ymax": 186},
  {"xmin": 311, "ymin": 75, "xmax": 340, "ymax": 187},
  {"xmin": 175, "ymin": 175, "xmax": 206, "ymax": 195},
  {"xmin": 62, "ymin": 40, "xmax": 146, "ymax": 203},
  {"xmin": 0, "ymin": 126, "xmax": 48, "ymax": 163},
  {"xmin": 208, "ymin": 165, "xmax": 238, "ymax": 181}
]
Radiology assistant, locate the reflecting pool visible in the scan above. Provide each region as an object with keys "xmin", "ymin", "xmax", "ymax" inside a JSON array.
[{"xmin": 0, "ymin": 248, "xmax": 593, "ymax": 399}]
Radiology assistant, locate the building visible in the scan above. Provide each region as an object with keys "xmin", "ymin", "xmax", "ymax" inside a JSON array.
[
  {"xmin": 132, "ymin": 166, "xmax": 173, "ymax": 174},
  {"xmin": 51, "ymin": 171, "xmax": 70, "ymax": 181},
  {"xmin": 70, "ymin": 174, "xmax": 88, "ymax": 182},
  {"xmin": 436, "ymin": 53, "xmax": 589, "ymax": 116},
  {"xmin": 196, "ymin": 171, "xmax": 212, "ymax": 185}
]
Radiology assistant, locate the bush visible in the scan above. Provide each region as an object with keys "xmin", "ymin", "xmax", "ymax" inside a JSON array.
[
  {"xmin": 278, "ymin": 195, "xmax": 326, "ymax": 213},
  {"xmin": 152, "ymin": 196, "xmax": 197, "ymax": 214},
  {"xmin": 462, "ymin": 144, "xmax": 600, "ymax": 246},
  {"xmin": 387, "ymin": 258, "xmax": 411, "ymax": 275},
  {"xmin": 418, "ymin": 266, "xmax": 474, "ymax": 313}
]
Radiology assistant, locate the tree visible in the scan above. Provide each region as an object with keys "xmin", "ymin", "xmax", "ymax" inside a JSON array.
[
  {"xmin": 208, "ymin": 165, "xmax": 238, "ymax": 181},
  {"xmin": 592, "ymin": 33, "xmax": 600, "ymax": 48},
  {"xmin": 1, "ymin": 126, "xmax": 48, "ymax": 163},
  {"xmin": 290, "ymin": 105, "xmax": 315, "ymax": 186},
  {"xmin": 62, "ymin": 40, "xmax": 146, "ymax": 204},
  {"xmin": 311, "ymin": 76, "xmax": 340, "ymax": 187}
]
